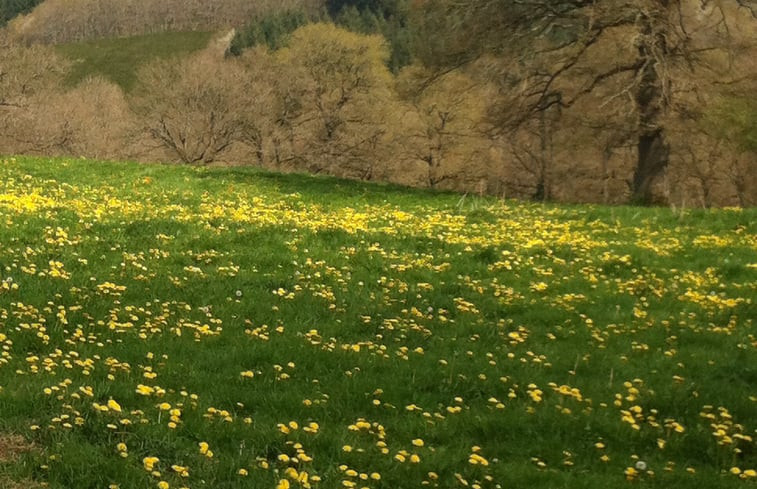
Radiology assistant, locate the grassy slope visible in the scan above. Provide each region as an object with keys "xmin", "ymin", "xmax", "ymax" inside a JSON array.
[
  {"xmin": 56, "ymin": 31, "xmax": 213, "ymax": 91},
  {"xmin": 0, "ymin": 156, "xmax": 755, "ymax": 489}
]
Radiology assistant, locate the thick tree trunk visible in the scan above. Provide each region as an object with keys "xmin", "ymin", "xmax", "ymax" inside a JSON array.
[
  {"xmin": 632, "ymin": 4, "xmax": 670, "ymax": 204},
  {"xmin": 634, "ymin": 129, "xmax": 669, "ymax": 203}
]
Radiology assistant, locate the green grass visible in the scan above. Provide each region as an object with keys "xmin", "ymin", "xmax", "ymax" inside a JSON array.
[
  {"xmin": 56, "ymin": 31, "xmax": 213, "ymax": 91},
  {"xmin": 0, "ymin": 155, "xmax": 755, "ymax": 489}
]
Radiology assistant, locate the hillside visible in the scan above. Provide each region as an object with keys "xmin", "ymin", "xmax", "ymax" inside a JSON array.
[
  {"xmin": 57, "ymin": 31, "xmax": 214, "ymax": 91},
  {"xmin": 4, "ymin": 0, "xmax": 323, "ymax": 43},
  {"xmin": 1, "ymin": 1, "xmax": 755, "ymax": 205},
  {"xmin": 0, "ymin": 156, "xmax": 755, "ymax": 489}
]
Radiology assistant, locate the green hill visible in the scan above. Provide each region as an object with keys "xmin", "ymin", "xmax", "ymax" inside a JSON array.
[
  {"xmin": 0, "ymin": 156, "xmax": 755, "ymax": 489},
  {"xmin": 56, "ymin": 30, "xmax": 213, "ymax": 90}
]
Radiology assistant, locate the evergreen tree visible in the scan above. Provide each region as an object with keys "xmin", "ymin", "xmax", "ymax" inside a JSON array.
[
  {"xmin": 331, "ymin": 0, "xmax": 412, "ymax": 71},
  {"xmin": 0, "ymin": 0, "xmax": 42, "ymax": 26},
  {"xmin": 229, "ymin": 9, "xmax": 313, "ymax": 55},
  {"xmin": 232, "ymin": 0, "xmax": 413, "ymax": 72}
]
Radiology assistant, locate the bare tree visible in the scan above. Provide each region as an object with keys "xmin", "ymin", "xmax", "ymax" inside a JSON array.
[
  {"xmin": 0, "ymin": 35, "xmax": 63, "ymax": 108},
  {"xmin": 396, "ymin": 66, "xmax": 499, "ymax": 190},
  {"xmin": 0, "ymin": 35, "xmax": 70, "ymax": 154},
  {"xmin": 419, "ymin": 0, "xmax": 757, "ymax": 204},
  {"xmin": 54, "ymin": 77, "xmax": 137, "ymax": 160},
  {"xmin": 234, "ymin": 47, "xmax": 283, "ymax": 167},
  {"xmin": 130, "ymin": 52, "xmax": 252, "ymax": 165}
]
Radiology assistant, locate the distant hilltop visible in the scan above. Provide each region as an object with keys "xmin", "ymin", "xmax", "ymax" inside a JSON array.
[{"xmin": 3, "ymin": 0, "xmax": 322, "ymax": 44}]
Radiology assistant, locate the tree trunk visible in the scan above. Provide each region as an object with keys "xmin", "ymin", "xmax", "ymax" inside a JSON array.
[
  {"xmin": 536, "ymin": 107, "xmax": 554, "ymax": 201},
  {"xmin": 632, "ymin": 5, "xmax": 670, "ymax": 204},
  {"xmin": 634, "ymin": 129, "xmax": 669, "ymax": 203},
  {"xmin": 601, "ymin": 147, "xmax": 612, "ymax": 204}
]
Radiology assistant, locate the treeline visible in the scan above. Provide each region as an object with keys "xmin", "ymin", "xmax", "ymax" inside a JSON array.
[
  {"xmin": 1, "ymin": 0, "xmax": 756, "ymax": 207},
  {"xmin": 3, "ymin": 0, "xmax": 323, "ymax": 44},
  {"xmin": 0, "ymin": 25, "xmax": 520, "ymax": 196},
  {"xmin": 230, "ymin": 0, "xmax": 412, "ymax": 71}
]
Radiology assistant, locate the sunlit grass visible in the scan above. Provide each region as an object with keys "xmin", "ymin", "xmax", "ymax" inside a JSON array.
[{"xmin": 0, "ymin": 156, "xmax": 755, "ymax": 489}]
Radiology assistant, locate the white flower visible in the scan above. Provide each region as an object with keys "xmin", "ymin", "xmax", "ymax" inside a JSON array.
[
  {"xmin": 235, "ymin": 290, "xmax": 243, "ymax": 298},
  {"xmin": 635, "ymin": 460, "xmax": 647, "ymax": 471}
]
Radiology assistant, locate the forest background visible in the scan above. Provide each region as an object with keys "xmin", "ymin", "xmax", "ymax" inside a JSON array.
[{"xmin": 1, "ymin": 0, "xmax": 756, "ymax": 206}]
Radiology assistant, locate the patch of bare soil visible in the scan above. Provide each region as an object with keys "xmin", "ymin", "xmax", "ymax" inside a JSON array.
[
  {"xmin": 0, "ymin": 434, "xmax": 34, "ymax": 463},
  {"xmin": 0, "ymin": 477, "xmax": 44, "ymax": 488},
  {"xmin": 0, "ymin": 433, "xmax": 43, "ymax": 488}
]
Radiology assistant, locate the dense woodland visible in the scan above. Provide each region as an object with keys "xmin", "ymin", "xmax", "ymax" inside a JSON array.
[{"xmin": 1, "ymin": 0, "xmax": 756, "ymax": 206}]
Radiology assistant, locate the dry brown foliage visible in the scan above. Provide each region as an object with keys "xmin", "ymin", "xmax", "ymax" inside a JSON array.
[
  {"xmin": 130, "ymin": 53, "xmax": 251, "ymax": 165},
  {"xmin": 270, "ymin": 24, "xmax": 399, "ymax": 181},
  {"xmin": 395, "ymin": 66, "xmax": 502, "ymax": 191},
  {"xmin": 0, "ymin": 39, "xmax": 69, "ymax": 154}
]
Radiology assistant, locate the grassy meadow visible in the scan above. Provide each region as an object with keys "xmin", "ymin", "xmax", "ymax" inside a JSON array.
[
  {"xmin": 57, "ymin": 31, "xmax": 213, "ymax": 91},
  {"xmin": 0, "ymin": 156, "xmax": 755, "ymax": 488}
]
